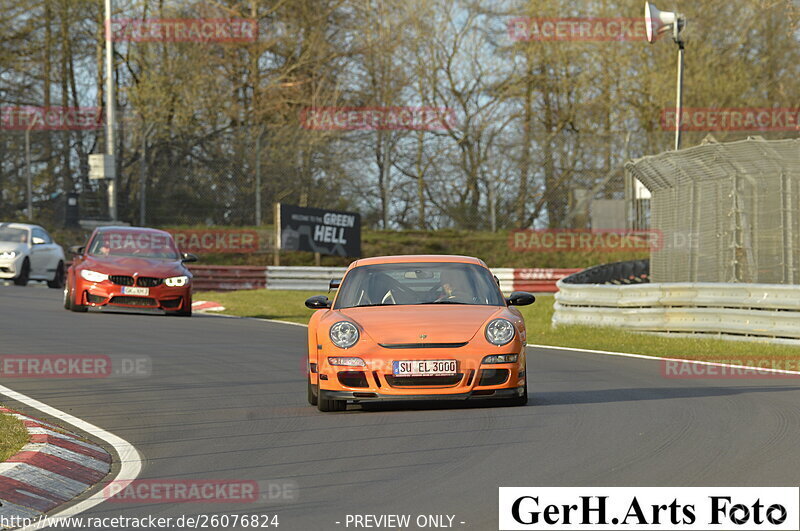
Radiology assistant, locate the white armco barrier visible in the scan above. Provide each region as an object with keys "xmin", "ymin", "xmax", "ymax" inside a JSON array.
[
  {"xmin": 553, "ymin": 281, "xmax": 800, "ymax": 340},
  {"xmin": 266, "ymin": 266, "xmax": 348, "ymax": 291},
  {"xmin": 265, "ymin": 266, "xmax": 547, "ymax": 295}
]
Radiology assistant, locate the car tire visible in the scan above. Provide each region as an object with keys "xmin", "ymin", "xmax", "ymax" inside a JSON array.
[
  {"xmin": 317, "ymin": 383, "xmax": 346, "ymax": 412},
  {"xmin": 68, "ymin": 280, "xmax": 88, "ymax": 313},
  {"xmin": 13, "ymin": 258, "xmax": 29, "ymax": 286},
  {"xmin": 307, "ymin": 377, "xmax": 318, "ymax": 406},
  {"xmin": 166, "ymin": 308, "xmax": 192, "ymax": 317},
  {"xmin": 63, "ymin": 281, "xmax": 72, "ymax": 310},
  {"xmin": 47, "ymin": 261, "xmax": 65, "ymax": 289},
  {"xmin": 505, "ymin": 380, "xmax": 528, "ymax": 407}
]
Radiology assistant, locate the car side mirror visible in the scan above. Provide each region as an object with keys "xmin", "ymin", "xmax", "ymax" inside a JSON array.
[
  {"xmin": 68, "ymin": 245, "xmax": 85, "ymax": 255},
  {"xmin": 506, "ymin": 291, "xmax": 535, "ymax": 306},
  {"xmin": 305, "ymin": 295, "xmax": 331, "ymax": 309},
  {"xmin": 32, "ymin": 237, "xmax": 46, "ymax": 245},
  {"xmin": 181, "ymin": 253, "xmax": 198, "ymax": 263}
]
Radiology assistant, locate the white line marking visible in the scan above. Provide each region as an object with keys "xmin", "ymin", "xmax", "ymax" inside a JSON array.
[
  {"xmin": 0, "ymin": 384, "xmax": 142, "ymax": 530},
  {"xmin": 210, "ymin": 313, "xmax": 308, "ymax": 328},
  {"xmin": 526, "ymin": 343, "xmax": 800, "ymax": 376},
  {"xmin": 254, "ymin": 317, "xmax": 308, "ymax": 328},
  {"xmin": 231, "ymin": 318, "xmax": 800, "ymax": 377}
]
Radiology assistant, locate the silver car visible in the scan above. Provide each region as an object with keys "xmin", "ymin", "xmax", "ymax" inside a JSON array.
[{"xmin": 0, "ymin": 223, "xmax": 66, "ymax": 288}]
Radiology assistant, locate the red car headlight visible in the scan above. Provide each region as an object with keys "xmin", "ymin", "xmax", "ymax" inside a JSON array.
[
  {"xmin": 165, "ymin": 275, "xmax": 189, "ymax": 287},
  {"xmin": 80, "ymin": 269, "xmax": 108, "ymax": 282}
]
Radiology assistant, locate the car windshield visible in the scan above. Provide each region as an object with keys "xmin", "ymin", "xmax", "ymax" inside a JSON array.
[
  {"xmin": 0, "ymin": 227, "xmax": 28, "ymax": 243},
  {"xmin": 88, "ymin": 230, "xmax": 180, "ymax": 259},
  {"xmin": 334, "ymin": 262, "xmax": 505, "ymax": 309}
]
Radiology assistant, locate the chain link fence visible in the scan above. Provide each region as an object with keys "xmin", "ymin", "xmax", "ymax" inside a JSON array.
[
  {"xmin": 626, "ymin": 137, "xmax": 800, "ymax": 284},
  {"xmin": 1, "ymin": 125, "xmax": 638, "ymax": 232}
]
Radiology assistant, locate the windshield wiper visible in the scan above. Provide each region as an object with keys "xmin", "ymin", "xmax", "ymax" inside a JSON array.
[{"xmin": 418, "ymin": 300, "xmax": 469, "ymax": 305}]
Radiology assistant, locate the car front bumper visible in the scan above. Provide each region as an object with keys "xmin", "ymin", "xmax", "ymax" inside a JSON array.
[
  {"xmin": 0, "ymin": 255, "xmax": 24, "ymax": 279},
  {"xmin": 314, "ymin": 351, "xmax": 526, "ymax": 401},
  {"xmin": 78, "ymin": 281, "xmax": 192, "ymax": 312},
  {"xmin": 319, "ymin": 386, "xmax": 525, "ymax": 402}
]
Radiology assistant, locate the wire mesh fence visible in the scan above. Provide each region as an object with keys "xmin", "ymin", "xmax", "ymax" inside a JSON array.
[
  {"xmin": 626, "ymin": 137, "xmax": 800, "ymax": 284},
  {"xmin": 0, "ymin": 125, "xmax": 640, "ymax": 233}
]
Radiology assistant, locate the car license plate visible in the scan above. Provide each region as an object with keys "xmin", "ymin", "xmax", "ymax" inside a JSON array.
[
  {"xmin": 393, "ymin": 360, "xmax": 457, "ymax": 377},
  {"xmin": 122, "ymin": 286, "xmax": 149, "ymax": 296}
]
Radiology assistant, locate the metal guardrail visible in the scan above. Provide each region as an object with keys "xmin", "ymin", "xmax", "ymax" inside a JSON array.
[
  {"xmin": 190, "ymin": 265, "xmax": 580, "ymax": 293},
  {"xmin": 266, "ymin": 266, "xmax": 578, "ymax": 293},
  {"xmin": 553, "ymin": 281, "xmax": 800, "ymax": 340},
  {"xmin": 189, "ymin": 265, "xmax": 267, "ymax": 291},
  {"xmin": 266, "ymin": 266, "xmax": 348, "ymax": 291}
]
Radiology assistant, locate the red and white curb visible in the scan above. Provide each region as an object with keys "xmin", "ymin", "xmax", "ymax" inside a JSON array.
[
  {"xmin": 0, "ymin": 407, "xmax": 111, "ymax": 524},
  {"xmin": 192, "ymin": 300, "xmax": 225, "ymax": 312}
]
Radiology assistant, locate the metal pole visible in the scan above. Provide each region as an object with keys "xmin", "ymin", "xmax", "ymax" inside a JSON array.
[
  {"xmin": 25, "ymin": 129, "xmax": 32, "ymax": 220},
  {"xmin": 255, "ymin": 128, "xmax": 262, "ymax": 226},
  {"xmin": 140, "ymin": 129, "xmax": 146, "ymax": 226},
  {"xmin": 105, "ymin": 0, "xmax": 117, "ymax": 220},
  {"xmin": 674, "ymin": 39, "xmax": 684, "ymax": 151}
]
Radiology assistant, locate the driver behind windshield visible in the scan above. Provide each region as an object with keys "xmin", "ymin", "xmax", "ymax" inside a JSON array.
[{"xmin": 434, "ymin": 269, "xmax": 472, "ymax": 302}]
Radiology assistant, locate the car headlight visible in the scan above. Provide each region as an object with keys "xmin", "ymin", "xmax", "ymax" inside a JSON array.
[
  {"xmin": 80, "ymin": 269, "xmax": 108, "ymax": 282},
  {"xmin": 485, "ymin": 318, "xmax": 516, "ymax": 346},
  {"xmin": 328, "ymin": 357, "xmax": 366, "ymax": 367},
  {"xmin": 483, "ymin": 354, "xmax": 519, "ymax": 364},
  {"xmin": 0, "ymin": 251, "xmax": 17, "ymax": 259},
  {"xmin": 329, "ymin": 321, "xmax": 360, "ymax": 349},
  {"xmin": 165, "ymin": 275, "xmax": 189, "ymax": 287}
]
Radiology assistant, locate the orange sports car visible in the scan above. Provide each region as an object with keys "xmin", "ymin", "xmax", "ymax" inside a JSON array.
[{"xmin": 305, "ymin": 255, "xmax": 535, "ymax": 411}]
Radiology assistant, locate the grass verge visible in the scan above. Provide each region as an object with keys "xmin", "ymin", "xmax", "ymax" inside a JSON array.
[
  {"xmin": 202, "ymin": 290, "xmax": 800, "ymax": 362},
  {"xmin": 0, "ymin": 409, "xmax": 29, "ymax": 462}
]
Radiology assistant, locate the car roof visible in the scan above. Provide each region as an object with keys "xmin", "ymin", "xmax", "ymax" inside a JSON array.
[
  {"xmin": 94, "ymin": 226, "xmax": 172, "ymax": 236},
  {"xmin": 348, "ymin": 255, "xmax": 487, "ymax": 269},
  {"xmin": 0, "ymin": 222, "xmax": 38, "ymax": 231}
]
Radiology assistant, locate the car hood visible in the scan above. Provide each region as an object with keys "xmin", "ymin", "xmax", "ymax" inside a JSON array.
[
  {"xmin": 81, "ymin": 256, "xmax": 187, "ymax": 277},
  {"xmin": 0, "ymin": 242, "xmax": 26, "ymax": 254},
  {"xmin": 337, "ymin": 305, "xmax": 504, "ymax": 344}
]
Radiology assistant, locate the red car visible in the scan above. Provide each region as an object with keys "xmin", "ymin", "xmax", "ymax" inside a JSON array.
[{"xmin": 64, "ymin": 226, "xmax": 196, "ymax": 316}]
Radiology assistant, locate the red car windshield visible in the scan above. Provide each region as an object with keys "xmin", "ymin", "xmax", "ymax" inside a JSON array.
[{"xmin": 88, "ymin": 231, "xmax": 180, "ymax": 259}]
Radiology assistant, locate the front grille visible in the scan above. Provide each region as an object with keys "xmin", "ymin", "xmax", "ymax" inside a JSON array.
[
  {"xmin": 337, "ymin": 371, "xmax": 370, "ymax": 388},
  {"xmin": 379, "ymin": 342, "xmax": 468, "ymax": 349},
  {"xmin": 385, "ymin": 374, "xmax": 463, "ymax": 387},
  {"xmin": 478, "ymin": 369, "xmax": 509, "ymax": 386},
  {"xmin": 109, "ymin": 296, "xmax": 157, "ymax": 307},
  {"xmin": 160, "ymin": 297, "xmax": 182, "ymax": 309},
  {"xmin": 86, "ymin": 293, "xmax": 105, "ymax": 304},
  {"xmin": 137, "ymin": 277, "xmax": 162, "ymax": 287},
  {"xmin": 109, "ymin": 275, "xmax": 134, "ymax": 286}
]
